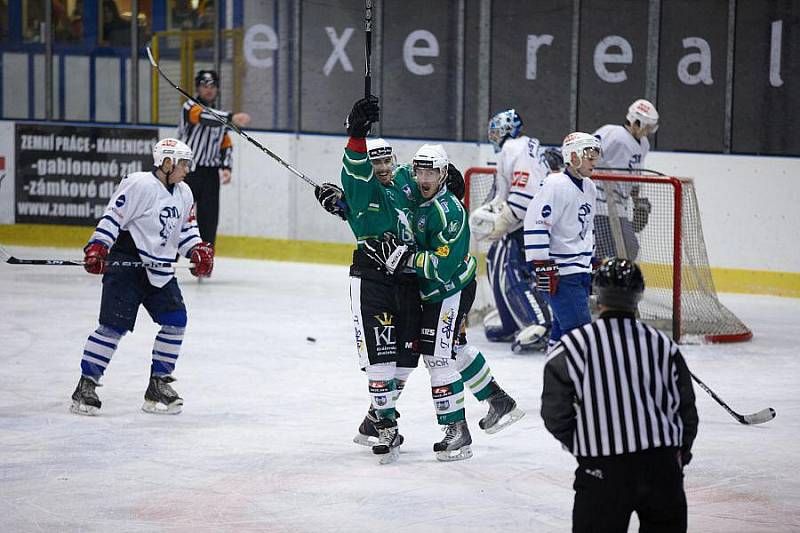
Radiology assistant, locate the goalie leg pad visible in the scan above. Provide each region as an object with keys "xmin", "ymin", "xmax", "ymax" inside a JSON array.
[
  {"xmin": 486, "ymin": 240, "xmax": 520, "ymax": 341},
  {"xmin": 80, "ymin": 324, "xmax": 125, "ymax": 380}
]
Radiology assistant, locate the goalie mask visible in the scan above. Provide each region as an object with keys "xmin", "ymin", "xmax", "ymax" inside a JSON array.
[
  {"xmin": 561, "ymin": 132, "xmax": 601, "ymax": 170},
  {"xmin": 153, "ymin": 138, "xmax": 193, "ymax": 168},
  {"xmin": 487, "ymin": 109, "xmax": 523, "ymax": 153},
  {"xmin": 413, "ymin": 144, "xmax": 449, "ymax": 199},
  {"xmin": 626, "ymin": 99, "xmax": 659, "ymax": 134}
]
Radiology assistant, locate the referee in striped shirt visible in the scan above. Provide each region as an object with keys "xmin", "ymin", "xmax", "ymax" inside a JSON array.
[
  {"xmin": 541, "ymin": 258, "xmax": 698, "ymax": 532},
  {"xmin": 178, "ymin": 70, "xmax": 250, "ymax": 247}
]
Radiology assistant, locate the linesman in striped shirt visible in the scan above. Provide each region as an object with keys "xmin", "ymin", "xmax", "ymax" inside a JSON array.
[
  {"xmin": 178, "ymin": 70, "xmax": 250, "ymax": 247},
  {"xmin": 541, "ymin": 258, "xmax": 698, "ymax": 532}
]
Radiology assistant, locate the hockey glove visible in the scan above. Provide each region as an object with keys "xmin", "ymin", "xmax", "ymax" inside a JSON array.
[
  {"xmin": 445, "ymin": 163, "xmax": 465, "ymax": 202},
  {"xmin": 344, "ymin": 96, "xmax": 380, "ymax": 138},
  {"xmin": 533, "ymin": 260, "xmax": 559, "ymax": 295},
  {"xmin": 632, "ymin": 196, "xmax": 652, "ymax": 233},
  {"xmin": 189, "ymin": 242, "xmax": 215, "ymax": 278},
  {"xmin": 363, "ymin": 232, "xmax": 414, "ymax": 274},
  {"xmin": 315, "ymin": 182, "xmax": 347, "ymax": 220},
  {"xmin": 83, "ymin": 241, "xmax": 109, "ymax": 275}
]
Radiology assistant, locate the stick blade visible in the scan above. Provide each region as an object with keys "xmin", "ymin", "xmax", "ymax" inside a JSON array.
[{"xmin": 741, "ymin": 408, "xmax": 776, "ymax": 425}]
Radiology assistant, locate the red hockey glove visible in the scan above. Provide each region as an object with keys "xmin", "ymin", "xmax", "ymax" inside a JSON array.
[
  {"xmin": 533, "ymin": 260, "xmax": 559, "ymax": 295},
  {"xmin": 83, "ymin": 242, "xmax": 109, "ymax": 275},
  {"xmin": 190, "ymin": 242, "xmax": 214, "ymax": 278}
]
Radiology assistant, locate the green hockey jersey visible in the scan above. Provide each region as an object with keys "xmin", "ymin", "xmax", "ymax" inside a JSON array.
[{"xmin": 410, "ymin": 186, "xmax": 477, "ymax": 302}]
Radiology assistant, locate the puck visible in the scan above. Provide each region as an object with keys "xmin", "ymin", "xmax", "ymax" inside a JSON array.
[{"xmin": 306, "ymin": 336, "xmax": 316, "ymax": 343}]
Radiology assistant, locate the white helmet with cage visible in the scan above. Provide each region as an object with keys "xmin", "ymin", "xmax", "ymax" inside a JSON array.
[
  {"xmin": 561, "ymin": 132, "xmax": 601, "ymax": 167},
  {"xmin": 626, "ymin": 99, "xmax": 659, "ymax": 132},
  {"xmin": 487, "ymin": 109, "xmax": 523, "ymax": 153},
  {"xmin": 412, "ymin": 144, "xmax": 449, "ymax": 184},
  {"xmin": 153, "ymin": 138, "xmax": 193, "ymax": 167}
]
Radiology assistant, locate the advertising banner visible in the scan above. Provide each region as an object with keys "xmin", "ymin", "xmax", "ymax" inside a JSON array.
[{"xmin": 15, "ymin": 124, "xmax": 159, "ymax": 225}]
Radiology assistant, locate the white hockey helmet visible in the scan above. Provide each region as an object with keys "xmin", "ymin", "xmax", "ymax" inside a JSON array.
[
  {"xmin": 153, "ymin": 138, "xmax": 193, "ymax": 167},
  {"xmin": 366, "ymin": 137, "xmax": 394, "ymax": 161},
  {"xmin": 412, "ymin": 144, "xmax": 449, "ymax": 184},
  {"xmin": 626, "ymin": 99, "xmax": 659, "ymax": 133},
  {"xmin": 487, "ymin": 109, "xmax": 523, "ymax": 153},
  {"xmin": 561, "ymin": 132, "xmax": 601, "ymax": 167}
]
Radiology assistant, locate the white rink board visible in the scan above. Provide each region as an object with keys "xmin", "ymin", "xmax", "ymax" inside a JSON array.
[{"xmin": 1, "ymin": 246, "xmax": 799, "ymax": 532}]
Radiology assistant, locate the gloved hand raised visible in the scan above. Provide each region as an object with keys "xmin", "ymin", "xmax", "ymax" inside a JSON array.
[
  {"xmin": 315, "ymin": 183, "xmax": 347, "ymax": 220},
  {"xmin": 189, "ymin": 242, "xmax": 214, "ymax": 278},
  {"xmin": 344, "ymin": 96, "xmax": 380, "ymax": 138}
]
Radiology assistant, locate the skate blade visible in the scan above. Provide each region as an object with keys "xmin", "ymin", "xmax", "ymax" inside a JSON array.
[
  {"xmin": 142, "ymin": 399, "xmax": 183, "ymax": 415},
  {"xmin": 484, "ymin": 408, "xmax": 526, "ymax": 435},
  {"xmin": 435, "ymin": 445, "xmax": 473, "ymax": 462},
  {"xmin": 377, "ymin": 447, "xmax": 400, "ymax": 465},
  {"xmin": 353, "ymin": 433, "xmax": 379, "ymax": 447},
  {"xmin": 70, "ymin": 401, "xmax": 99, "ymax": 416}
]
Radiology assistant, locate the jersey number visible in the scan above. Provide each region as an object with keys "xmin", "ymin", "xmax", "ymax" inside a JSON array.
[{"xmin": 512, "ymin": 171, "xmax": 530, "ymax": 187}]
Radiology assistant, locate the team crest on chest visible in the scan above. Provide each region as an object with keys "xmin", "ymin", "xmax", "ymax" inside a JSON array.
[{"xmin": 158, "ymin": 205, "xmax": 180, "ymax": 246}]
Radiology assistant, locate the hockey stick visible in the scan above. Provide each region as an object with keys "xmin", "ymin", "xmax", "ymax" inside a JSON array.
[
  {"xmin": 0, "ymin": 244, "xmax": 188, "ymax": 269},
  {"xmin": 364, "ymin": 0, "xmax": 373, "ymax": 97},
  {"xmin": 146, "ymin": 47, "xmax": 320, "ymax": 190},
  {"xmin": 690, "ymin": 371, "xmax": 776, "ymax": 425}
]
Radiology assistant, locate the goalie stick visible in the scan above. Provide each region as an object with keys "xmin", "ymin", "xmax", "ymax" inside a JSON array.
[
  {"xmin": 690, "ymin": 371, "xmax": 776, "ymax": 425},
  {"xmin": 0, "ymin": 244, "xmax": 188, "ymax": 269}
]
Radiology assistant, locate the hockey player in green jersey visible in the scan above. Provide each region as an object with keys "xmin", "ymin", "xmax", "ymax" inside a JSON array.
[{"xmin": 363, "ymin": 144, "xmax": 525, "ymax": 461}]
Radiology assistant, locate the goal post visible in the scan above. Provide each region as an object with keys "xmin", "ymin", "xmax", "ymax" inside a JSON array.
[{"xmin": 464, "ymin": 166, "xmax": 753, "ymax": 344}]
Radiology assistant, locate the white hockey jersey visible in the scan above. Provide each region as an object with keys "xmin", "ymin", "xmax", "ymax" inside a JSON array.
[
  {"xmin": 592, "ymin": 124, "xmax": 650, "ymax": 217},
  {"xmin": 523, "ymin": 170, "xmax": 597, "ymax": 276},
  {"xmin": 88, "ymin": 171, "xmax": 202, "ymax": 287},
  {"xmin": 491, "ymin": 135, "xmax": 550, "ymax": 231}
]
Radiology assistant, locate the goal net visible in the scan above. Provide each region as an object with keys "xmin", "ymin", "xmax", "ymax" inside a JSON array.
[
  {"xmin": 464, "ymin": 167, "xmax": 500, "ymax": 323},
  {"xmin": 464, "ymin": 167, "xmax": 752, "ymax": 344}
]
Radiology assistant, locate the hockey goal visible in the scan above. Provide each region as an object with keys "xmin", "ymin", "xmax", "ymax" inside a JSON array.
[{"xmin": 464, "ymin": 167, "xmax": 753, "ymax": 344}]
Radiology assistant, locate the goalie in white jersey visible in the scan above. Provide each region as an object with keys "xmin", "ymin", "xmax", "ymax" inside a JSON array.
[
  {"xmin": 469, "ymin": 109, "xmax": 554, "ymax": 352},
  {"xmin": 593, "ymin": 99, "xmax": 658, "ymax": 260},
  {"xmin": 524, "ymin": 132, "xmax": 599, "ymax": 348},
  {"xmin": 70, "ymin": 138, "xmax": 214, "ymax": 416}
]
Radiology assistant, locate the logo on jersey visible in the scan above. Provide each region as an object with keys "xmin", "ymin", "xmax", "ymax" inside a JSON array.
[
  {"xmin": 435, "ymin": 400, "xmax": 450, "ymax": 411},
  {"xmin": 374, "ymin": 395, "xmax": 387, "ymax": 406},
  {"xmin": 353, "ymin": 316, "xmax": 365, "ymax": 355},
  {"xmin": 542, "ymin": 205, "xmax": 552, "ymax": 218},
  {"xmin": 374, "ymin": 312, "xmax": 394, "ymax": 326},
  {"xmin": 158, "ymin": 206, "xmax": 180, "ymax": 245},
  {"xmin": 395, "ymin": 208, "xmax": 414, "ymax": 244},
  {"xmin": 417, "ymin": 215, "xmax": 427, "ymax": 231},
  {"xmin": 438, "ymin": 198, "xmax": 450, "ymax": 213},
  {"xmin": 439, "ymin": 308, "xmax": 456, "ymax": 350},
  {"xmin": 511, "ymin": 171, "xmax": 529, "ymax": 187},
  {"xmin": 435, "ymin": 244, "xmax": 450, "ymax": 257},
  {"xmin": 628, "ymin": 154, "xmax": 642, "ymax": 170},
  {"xmin": 447, "ymin": 220, "xmax": 459, "ymax": 234},
  {"xmin": 578, "ymin": 202, "xmax": 592, "ymax": 239},
  {"xmin": 373, "ymin": 313, "xmax": 396, "ymax": 353},
  {"xmin": 115, "ymin": 195, "xmax": 126, "ymax": 208}
]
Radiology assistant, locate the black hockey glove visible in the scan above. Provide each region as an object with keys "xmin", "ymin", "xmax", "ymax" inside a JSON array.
[
  {"xmin": 345, "ymin": 96, "xmax": 380, "ymax": 138},
  {"xmin": 632, "ymin": 196, "xmax": 652, "ymax": 233},
  {"xmin": 363, "ymin": 232, "xmax": 415, "ymax": 274},
  {"xmin": 446, "ymin": 163, "xmax": 465, "ymax": 201},
  {"xmin": 315, "ymin": 182, "xmax": 347, "ymax": 220}
]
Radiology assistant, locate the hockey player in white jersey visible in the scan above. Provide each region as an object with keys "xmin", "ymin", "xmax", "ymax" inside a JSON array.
[
  {"xmin": 469, "ymin": 109, "xmax": 552, "ymax": 352},
  {"xmin": 593, "ymin": 99, "xmax": 658, "ymax": 260},
  {"xmin": 524, "ymin": 132, "xmax": 599, "ymax": 348},
  {"xmin": 70, "ymin": 138, "xmax": 214, "ymax": 416}
]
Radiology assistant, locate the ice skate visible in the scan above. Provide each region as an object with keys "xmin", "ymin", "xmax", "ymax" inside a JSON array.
[
  {"xmin": 70, "ymin": 376, "xmax": 102, "ymax": 416},
  {"xmin": 433, "ymin": 420, "xmax": 473, "ymax": 462},
  {"xmin": 372, "ymin": 419, "xmax": 402, "ymax": 464},
  {"xmin": 142, "ymin": 374, "xmax": 183, "ymax": 414},
  {"xmin": 354, "ymin": 406, "xmax": 403, "ymax": 447},
  {"xmin": 479, "ymin": 384, "xmax": 525, "ymax": 434}
]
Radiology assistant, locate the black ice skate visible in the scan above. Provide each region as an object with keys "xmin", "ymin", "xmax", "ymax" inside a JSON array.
[
  {"xmin": 433, "ymin": 420, "xmax": 473, "ymax": 462},
  {"xmin": 353, "ymin": 406, "xmax": 403, "ymax": 447},
  {"xmin": 70, "ymin": 376, "xmax": 102, "ymax": 416},
  {"xmin": 479, "ymin": 383, "xmax": 526, "ymax": 434},
  {"xmin": 142, "ymin": 374, "xmax": 183, "ymax": 415},
  {"xmin": 372, "ymin": 419, "xmax": 402, "ymax": 464}
]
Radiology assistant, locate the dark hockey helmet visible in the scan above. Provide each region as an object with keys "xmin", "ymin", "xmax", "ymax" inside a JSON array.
[
  {"xmin": 593, "ymin": 257, "xmax": 645, "ymax": 311},
  {"xmin": 543, "ymin": 147, "xmax": 564, "ymax": 172},
  {"xmin": 195, "ymin": 70, "xmax": 219, "ymax": 87}
]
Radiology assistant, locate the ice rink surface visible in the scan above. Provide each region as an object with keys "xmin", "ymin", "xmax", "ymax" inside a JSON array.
[{"xmin": 1, "ymin": 247, "xmax": 799, "ymax": 532}]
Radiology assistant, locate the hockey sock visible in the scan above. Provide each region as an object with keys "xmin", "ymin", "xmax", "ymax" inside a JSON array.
[
  {"xmin": 366, "ymin": 363, "xmax": 397, "ymax": 420},
  {"xmin": 80, "ymin": 324, "xmax": 125, "ymax": 381},
  {"xmin": 151, "ymin": 325, "xmax": 185, "ymax": 376},
  {"xmin": 431, "ymin": 379, "xmax": 466, "ymax": 425},
  {"xmin": 455, "ymin": 345, "xmax": 495, "ymax": 401}
]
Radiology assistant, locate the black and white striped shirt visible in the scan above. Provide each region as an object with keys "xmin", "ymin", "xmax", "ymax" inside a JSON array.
[
  {"xmin": 541, "ymin": 310, "xmax": 698, "ymax": 458},
  {"xmin": 177, "ymin": 98, "xmax": 233, "ymax": 169}
]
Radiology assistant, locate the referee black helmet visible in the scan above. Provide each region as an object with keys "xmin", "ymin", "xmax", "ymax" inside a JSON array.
[
  {"xmin": 195, "ymin": 70, "xmax": 219, "ymax": 87},
  {"xmin": 594, "ymin": 257, "xmax": 645, "ymax": 311}
]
